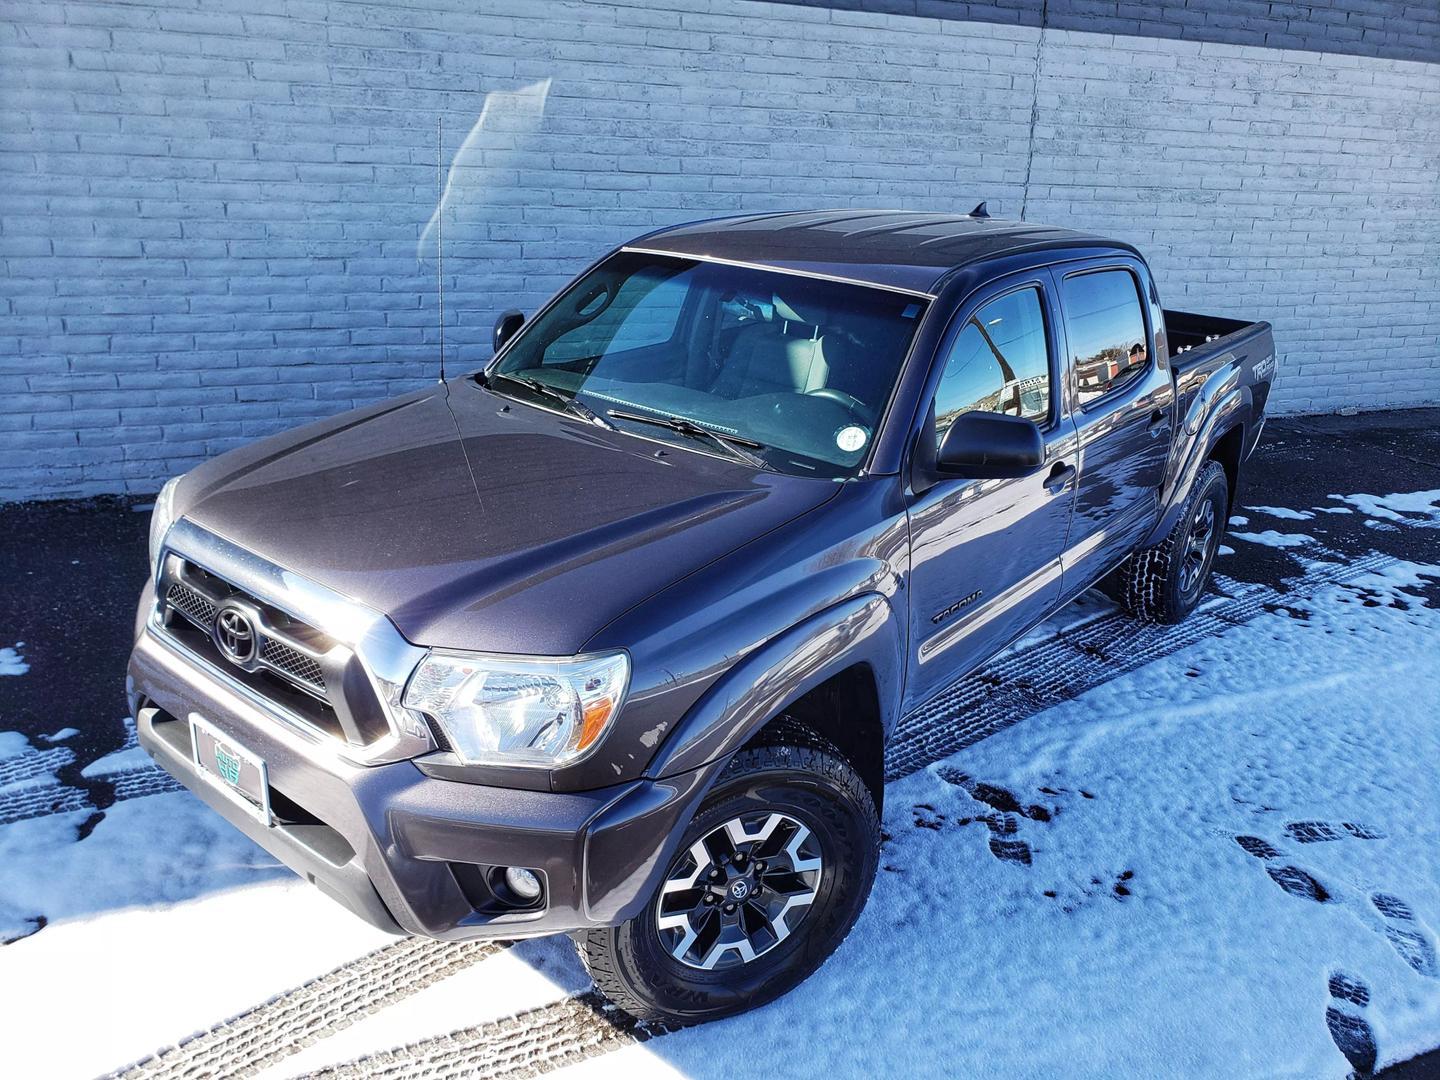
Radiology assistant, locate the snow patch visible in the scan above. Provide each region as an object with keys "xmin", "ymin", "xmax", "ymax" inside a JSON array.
[
  {"xmin": 0, "ymin": 731, "xmax": 31, "ymax": 762},
  {"xmin": 1231, "ymin": 529, "xmax": 1317, "ymax": 549},
  {"xmin": 81, "ymin": 744, "xmax": 153, "ymax": 779},
  {"xmin": 1, "ymin": 643, "xmax": 29, "ymax": 677},
  {"xmin": 1249, "ymin": 505, "xmax": 1315, "ymax": 521},
  {"xmin": 1332, "ymin": 489, "xmax": 1440, "ymax": 528}
]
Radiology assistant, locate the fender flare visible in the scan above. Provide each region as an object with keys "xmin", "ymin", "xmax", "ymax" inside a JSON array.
[
  {"xmin": 644, "ymin": 592, "xmax": 905, "ymax": 781},
  {"xmin": 581, "ymin": 593, "xmax": 904, "ymax": 925},
  {"xmin": 1143, "ymin": 369, "xmax": 1252, "ymax": 548}
]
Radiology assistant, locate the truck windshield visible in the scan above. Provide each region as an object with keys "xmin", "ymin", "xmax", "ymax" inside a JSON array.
[{"xmin": 488, "ymin": 251, "xmax": 928, "ymax": 477}]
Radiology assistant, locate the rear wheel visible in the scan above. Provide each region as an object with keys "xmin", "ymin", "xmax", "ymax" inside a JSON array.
[
  {"xmin": 579, "ymin": 740, "xmax": 879, "ymax": 1025},
  {"xmin": 1105, "ymin": 459, "xmax": 1229, "ymax": 624}
]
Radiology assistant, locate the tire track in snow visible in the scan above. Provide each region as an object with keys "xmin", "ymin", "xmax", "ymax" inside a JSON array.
[
  {"xmin": 107, "ymin": 937, "xmax": 508, "ymax": 1080},
  {"xmin": 296, "ymin": 990, "xmax": 652, "ymax": 1080},
  {"xmin": 0, "ymin": 733, "xmax": 179, "ymax": 827}
]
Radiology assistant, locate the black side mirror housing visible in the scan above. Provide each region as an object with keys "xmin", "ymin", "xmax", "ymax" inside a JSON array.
[
  {"xmin": 936, "ymin": 411, "xmax": 1045, "ymax": 478},
  {"xmin": 493, "ymin": 309, "xmax": 525, "ymax": 355}
]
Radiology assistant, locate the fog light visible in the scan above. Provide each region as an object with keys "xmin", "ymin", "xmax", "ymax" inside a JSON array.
[{"xmin": 504, "ymin": 866, "xmax": 543, "ymax": 902}]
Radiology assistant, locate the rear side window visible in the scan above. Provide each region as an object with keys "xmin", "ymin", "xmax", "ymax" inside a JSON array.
[
  {"xmin": 933, "ymin": 287, "xmax": 1050, "ymax": 449},
  {"xmin": 1060, "ymin": 269, "xmax": 1148, "ymax": 405}
]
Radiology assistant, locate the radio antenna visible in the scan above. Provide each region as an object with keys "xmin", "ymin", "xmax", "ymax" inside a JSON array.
[{"xmin": 435, "ymin": 115, "xmax": 446, "ymax": 384}]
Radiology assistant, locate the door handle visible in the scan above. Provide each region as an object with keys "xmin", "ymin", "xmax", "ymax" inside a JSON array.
[
  {"xmin": 1147, "ymin": 409, "xmax": 1166, "ymax": 436},
  {"xmin": 1044, "ymin": 462, "xmax": 1076, "ymax": 493}
]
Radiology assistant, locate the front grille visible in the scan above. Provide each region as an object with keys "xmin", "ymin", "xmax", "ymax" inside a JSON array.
[
  {"xmin": 154, "ymin": 554, "xmax": 390, "ymax": 747},
  {"xmin": 166, "ymin": 582, "xmax": 216, "ymax": 628},
  {"xmin": 261, "ymin": 639, "xmax": 326, "ymax": 692}
]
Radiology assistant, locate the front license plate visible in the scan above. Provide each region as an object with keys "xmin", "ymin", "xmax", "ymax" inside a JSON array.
[{"xmin": 190, "ymin": 713, "xmax": 272, "ymax": 827}]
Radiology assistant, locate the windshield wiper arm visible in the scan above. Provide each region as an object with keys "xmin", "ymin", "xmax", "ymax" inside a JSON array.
[
  {"xmin": 485, "ymin": 371, "xmax": 616, "ymax": 430},
  {"xmin": 607, "ymin": 409, "xmax": 772, "ymax": 470}
]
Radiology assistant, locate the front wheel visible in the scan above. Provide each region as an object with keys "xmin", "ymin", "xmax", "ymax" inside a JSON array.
[
  {"xmin": 1105, "ymin": 459, "xmax": 1229, "ymax": 624},
  {"xmin": 578, "ymin": 740, "xmax": 880, "ymax": 1025}
]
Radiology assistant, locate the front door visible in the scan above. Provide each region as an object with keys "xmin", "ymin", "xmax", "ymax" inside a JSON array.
[{"xmin": 903, "ymin": 277, "xmax": 1078, "ymax": 713}]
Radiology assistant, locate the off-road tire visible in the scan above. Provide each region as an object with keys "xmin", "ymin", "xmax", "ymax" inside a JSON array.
[
  {"xmin": 1105, "ymin": 459, "xmax": 1229, "ymax": 624},
  {"xmin": 578, "ymin": 740, "xmax": 880, "ymax": 1026}
]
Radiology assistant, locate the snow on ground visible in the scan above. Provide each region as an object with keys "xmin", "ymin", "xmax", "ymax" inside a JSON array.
[
  {"xmin": 1333, "ymin": 490, "xmax": 1440, "ymax": 528},
  {"xmin": 0, "ymin": 730, "xmax": 30, "ymax": 761},
  {"xmin": 1230, "ymin": 529, "xmax": 1317, "ymax": 549},
  {"xmin": 0, "ymin": 785, "xmax": 589, "ymax": 1079},
  {"xmin": 258, "ymin": 936, "xmax": 592, "ymax": 1080},
  {"xmin": 1, "ymin": 642, "xmax": 28, "ymax": 676},
  {"xmin": 79, "ymin": 719, "xmax": 153, "ymax": 779},
  {"xmin": 1248, "ymin": 505, "xmax": 1316, "ymax": 521},
  {"xmin": 566, "ymin": 559, "xmax": 1440, "ymax": 1080}
]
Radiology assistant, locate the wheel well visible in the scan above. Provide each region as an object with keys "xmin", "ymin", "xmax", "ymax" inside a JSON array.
[
  {"xmin": 1208, "ymin": 423, "xmax": 1245, "ymax": 515},
  {"xmin": 743, "ymin": 665, "xmax": 886, "ymax": 812}
]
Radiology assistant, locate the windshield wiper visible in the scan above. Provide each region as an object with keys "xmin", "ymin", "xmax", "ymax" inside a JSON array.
[
  {"xmin": 484, "ymin": 371, "xmax": 615, "ymax": 430},
  {"xmin": 607, "ymin": 409, "xmax": 772, "ymax": 470}
]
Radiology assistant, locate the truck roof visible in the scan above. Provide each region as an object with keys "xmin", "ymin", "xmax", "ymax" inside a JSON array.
[{"xmin": 631, "ymin": 209, "xmax": 1138, "ymax": 296}]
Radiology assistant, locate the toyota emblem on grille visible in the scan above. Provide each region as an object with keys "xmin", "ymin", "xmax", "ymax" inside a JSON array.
[{"xmin": 214, "ymin": 606, "xmax": 257, "ymax": 665}]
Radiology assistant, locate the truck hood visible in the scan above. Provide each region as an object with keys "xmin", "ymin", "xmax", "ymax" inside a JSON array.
[{"xmin": 178, "ymin": 381, "xmax": 838, "ymax": 654}]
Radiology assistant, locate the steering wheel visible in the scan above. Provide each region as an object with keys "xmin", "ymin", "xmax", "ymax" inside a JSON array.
[{"xmin": 806, "ymin": 387, "xmax": 866, "ymax": 414}]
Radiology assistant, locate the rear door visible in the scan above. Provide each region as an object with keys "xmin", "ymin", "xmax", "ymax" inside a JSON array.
[
  {"xmin": 903, "ymin": 272, "xmax": 1079, "ymax": 712},
  {"xmin": 1055, "ymin": 260, "xmax": 1174, "ymax": 591}
]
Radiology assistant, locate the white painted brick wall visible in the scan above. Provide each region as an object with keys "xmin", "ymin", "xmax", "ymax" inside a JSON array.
[{"xmin": 1, "ymin": 0, "xmax": 1437, "ymax": 500}]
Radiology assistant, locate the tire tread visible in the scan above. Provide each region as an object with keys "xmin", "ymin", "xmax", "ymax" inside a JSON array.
[
  {"xmin": 1107, "ymin": 459, "xmax": 1228, "ymax": 624},
  {"xmin": 579, "ymin": 741, "xmax": 879, "ymax": 1025}
]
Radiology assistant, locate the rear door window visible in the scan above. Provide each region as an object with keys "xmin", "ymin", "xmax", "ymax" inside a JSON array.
[{"xmin": 1060, "ymin": 269, "xmax": 1148, "ymax": 405}]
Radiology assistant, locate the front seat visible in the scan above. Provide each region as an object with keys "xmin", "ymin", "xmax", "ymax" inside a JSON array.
[{"xmin": 711, "ymin": 291, "xmax": 830, "ymax": 399}]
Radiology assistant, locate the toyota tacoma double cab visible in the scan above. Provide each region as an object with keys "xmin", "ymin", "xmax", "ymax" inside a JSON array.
[{"xmin": 130, "ymin": 209, "xmax": 1275, "ymax": 1025}]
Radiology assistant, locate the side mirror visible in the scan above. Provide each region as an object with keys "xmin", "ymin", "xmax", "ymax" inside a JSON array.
[
  {"xmin": 493, "ymin": 309, "xmax": 525, "ymax": 355},
  {"xmin": 936, "ymin": 412, "xmax": 1044, "ymax": 478}
]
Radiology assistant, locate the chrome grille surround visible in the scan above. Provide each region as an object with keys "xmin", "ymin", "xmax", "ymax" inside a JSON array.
[{"xmin": 148, "ymin": 519, "xmax": 434, "ymax": 766}]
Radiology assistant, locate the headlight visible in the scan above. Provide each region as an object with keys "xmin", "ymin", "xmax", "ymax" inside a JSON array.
[
  {"xmin": 148, "ymin": 475, "xmax": 182, "ymax": 573},
  {"xmin": 403, "ymin": 651, "xmax": 630, "ymax": 768}
]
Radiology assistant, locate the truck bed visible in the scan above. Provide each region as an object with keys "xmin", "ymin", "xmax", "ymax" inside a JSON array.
[
  {"xmin": 1164, "ymin": 309, "xmax": 1255, "ymax": 355},
  {"xmin": 1164, "ymin": 308, "xmax": 1276, "ymax": 429}
]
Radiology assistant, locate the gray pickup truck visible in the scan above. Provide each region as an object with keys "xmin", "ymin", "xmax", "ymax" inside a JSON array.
[{"xmin": 130, "ymin": 209, "xmax": 1275, "ymax": 1025}]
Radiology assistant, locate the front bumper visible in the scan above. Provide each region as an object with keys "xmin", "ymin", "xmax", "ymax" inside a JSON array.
[{"xmin": 128, "ymin": 622, "xmax": 710, "ymax": 940}]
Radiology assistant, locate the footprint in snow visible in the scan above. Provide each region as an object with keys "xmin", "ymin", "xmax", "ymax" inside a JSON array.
[
  {"xmin": 1285, "ymin": 820, "xmax": 1386, "ymax": 844},
  {"xmin": 1325, "ymin": 970, "xmax": 1378, "ymax": 1076},
  {"xmin": 931, "ymin": 771, "xmax": 1060, "ymax": 867},
  {"xmin": 1237, "ymin": 833, "xmax": 1439, "ymax": 980},
  {"xmin": 1235, "ymin": 820, "xmax": 1385, "ymax": 901},
  {"xmin": 1233, "ymin": 834, "xmax": 1333, "ymax": 903},
  {"xmin": 1372, "ymin": 893, "xmax": 1439, "ymax": 979},
  {"xmin": 1266, "ymin": 865, "xmax": 1332, "ymax": 903},
  {"xmin": 932, "ymin": 771, "xmax": 1132, "ymax": 899}
]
